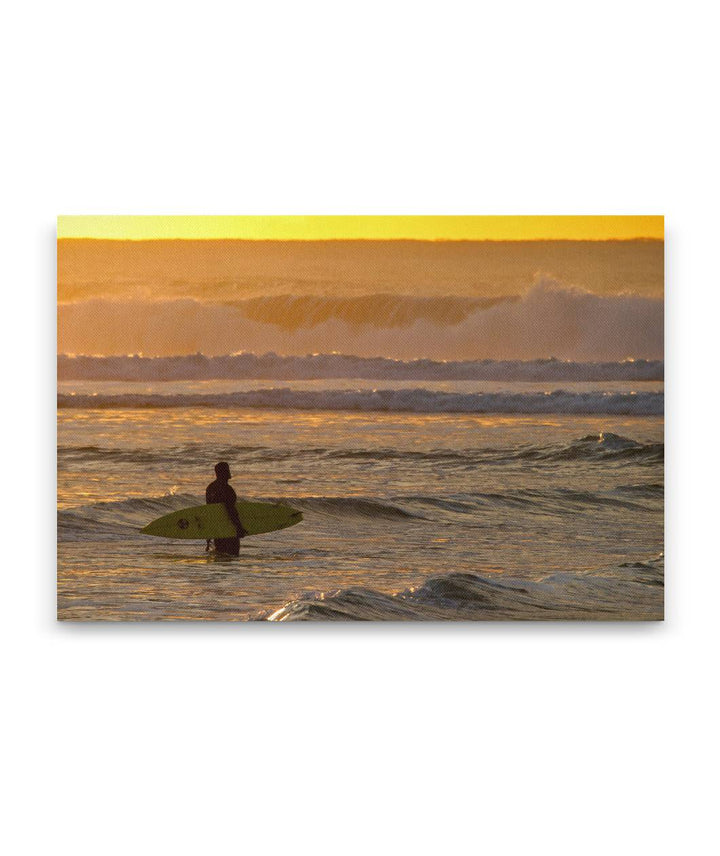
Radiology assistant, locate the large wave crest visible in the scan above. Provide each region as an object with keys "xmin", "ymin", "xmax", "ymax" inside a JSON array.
[{"xmin": 57, "ymin": 282, "xmax": 663, "ymax": 361}]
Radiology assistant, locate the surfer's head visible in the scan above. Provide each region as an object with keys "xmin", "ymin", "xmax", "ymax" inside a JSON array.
[{"xmin": 215, "ymin": 461, "xmax": 232, "ymax": 481}]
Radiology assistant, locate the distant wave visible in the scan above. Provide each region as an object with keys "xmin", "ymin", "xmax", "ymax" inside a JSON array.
[
  {"xmin": 262, "ymin": 558, "xmax": 664, "ymax": 621},
  {"xmin": 238, "ymin": 293, "xmax": 515, "ymax": 330},
  {"xmin": 57, "ymin": 388, "xmax": 663, "ymax": 415},
  {"xmin": 58, "ymin": 353, "xmax": 664, "ymax": 382},
  {"xmin": 57, "ymin": 282, "xmax": 664, "ymax": 361}
]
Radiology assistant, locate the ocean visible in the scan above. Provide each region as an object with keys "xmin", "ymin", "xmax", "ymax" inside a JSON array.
[
  {"xmin": 57, "ymin": 371, "xmax": 663, "ymax": 620},
  {"xmin": 57, "ymin": 239, "xmax": 663, "ymax": 620}
]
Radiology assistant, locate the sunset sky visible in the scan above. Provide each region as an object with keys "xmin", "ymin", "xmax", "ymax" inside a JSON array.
[{"xmin": 57, "ymin": 215, "xmax": 663, "ymax": 242}]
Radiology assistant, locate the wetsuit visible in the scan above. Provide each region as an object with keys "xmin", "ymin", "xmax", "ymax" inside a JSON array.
[{"xmin": 206, "ymin": 478, "xmax": 242, "ymax": 556}]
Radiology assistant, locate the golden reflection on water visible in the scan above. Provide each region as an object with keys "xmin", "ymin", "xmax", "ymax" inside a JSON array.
[
  {"xmin": 60, "ymin": 407, "xmax": 578, "ymax": 435},
  {"xmin": 58, "ymin": 403, "xmax": 664, "ymax": 620}
]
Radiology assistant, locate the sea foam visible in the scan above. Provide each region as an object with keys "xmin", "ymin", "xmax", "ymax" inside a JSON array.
[{"xmin": 58, "ymin": 352, "xmax": 664, "ymax": 382}]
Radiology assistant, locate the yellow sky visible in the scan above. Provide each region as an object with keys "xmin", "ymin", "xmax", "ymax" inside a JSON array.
[{"xmin": 57, "ymin": 215, "xmax": 663, "ymax": 241}]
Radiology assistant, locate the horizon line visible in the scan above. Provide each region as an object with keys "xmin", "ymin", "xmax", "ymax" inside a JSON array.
[{"xmin": 57, "ymin": 236, "xmax": 664, "ymax": 243}]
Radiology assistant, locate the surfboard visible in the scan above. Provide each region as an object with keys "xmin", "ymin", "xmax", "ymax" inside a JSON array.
[{"xmin": 141, "ymin": 501, "xmax": 303, "ymax": 539}]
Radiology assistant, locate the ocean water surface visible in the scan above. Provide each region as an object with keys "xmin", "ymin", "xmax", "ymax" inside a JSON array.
[
  {"xmin": 57, "ymin": 239, "xmax": 663, "ymax": 620},
  {"xmin": 57, "ymin": 372, "xmax": 663, "ymax": 621}
]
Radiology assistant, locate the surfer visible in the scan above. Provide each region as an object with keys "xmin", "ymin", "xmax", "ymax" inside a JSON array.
[{"xmin": 206, "ymin": 461, "xmax": 247, "ymax": 556}]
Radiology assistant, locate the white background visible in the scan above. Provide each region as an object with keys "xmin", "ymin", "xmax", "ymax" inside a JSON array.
[{"xmin": 3, "ymin": 1, "xmax": 718, "ymax": 854}]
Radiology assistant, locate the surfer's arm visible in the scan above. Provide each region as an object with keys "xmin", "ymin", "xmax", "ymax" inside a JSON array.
[{"xmin": 224, "ymin": 494, "xmax": 247, "ymax": 538}]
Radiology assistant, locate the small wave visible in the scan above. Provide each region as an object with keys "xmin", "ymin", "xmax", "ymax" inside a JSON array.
[
  {"xmin": 397, "ymin": 484, "xmax": 658, "ymax": 517},
  {"xmin": 58, "ymin": 493, "xmax": 201, "ymax": 541},
  {"xmin": 58, "ymin": 433, "xmax": 663, "ymax": 469},
  {"xmin": 264, "ymin": 558, "xmax": 664, "ymax": 621},
  {"xmin": 517, "ymin": 432, "xmax": 664, "ymax": 463},
  {"xmin": 57, "ymin": 443, "xmax": 478, "ymax": 466},
  {"xmin": 612, "ymin": 482, "xmax": 664, "ymax": 498},
  {"xmin": 58, "ymin": 388, "xmax": 663, "ymax": 415},
  {"xmin": 58, "ymin": 492, "xmax": 423, "ymax": 542},
  {"xmin": 58, "ymin": 352, "xmax": 664, "ymax": 382},
  {"xmin": 58, "ymin": 480, "xmax": 661, "ymax": 543},
  {"xmin": 57, "ymin": 445, "xmax": 172, "ymax": 465},
  {"xmin": 57, "ymin": 443, "xmax": 271, "ymax": 465},
  {"xmin": 285, "ymin": 496, "xmax": 422, "ymax": 520}
]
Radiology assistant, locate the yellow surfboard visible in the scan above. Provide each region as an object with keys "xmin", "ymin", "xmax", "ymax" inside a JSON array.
[{"xmin": 141, "ymin": 501, "xmax": 303, "ymax": 539}]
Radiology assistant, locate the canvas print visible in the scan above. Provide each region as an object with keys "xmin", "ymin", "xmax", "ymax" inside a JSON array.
[{"xmin": 57, "ymin": 216, "xmax": 664, "ymax": 621}]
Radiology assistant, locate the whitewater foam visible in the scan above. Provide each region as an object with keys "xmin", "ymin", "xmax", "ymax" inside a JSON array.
[
  {"xmin": 264, "ymin": 557, "xmax": 664, "ymax": 621},
  {"xmin": 58, "ymin": 352, "xmax": 664, "ymax": 382}
]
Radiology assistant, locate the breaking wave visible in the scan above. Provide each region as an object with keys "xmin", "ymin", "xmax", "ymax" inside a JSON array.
[
  {"xmin": 58, "ymin": 352, "xmax": 664, "ymax": 382},
  {"xmin": 263, "ymin": 557, "xmax": 664, "ymax": 621},
  {"xmin": 57, "ymin": 282, "xmax": 664, "ymax": 361},
  {"xmin": 238, "ymin": 293, "xmax": 514, "ymax": 329},
  {"xmin": 57, "ymin": 387, "xmax": 663, "ymax": 415}
]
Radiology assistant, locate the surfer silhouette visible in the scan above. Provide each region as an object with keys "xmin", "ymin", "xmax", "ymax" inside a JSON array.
[{"xmin": 206, "ymin": 461, "xmax": 246, "ymax": 556}]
